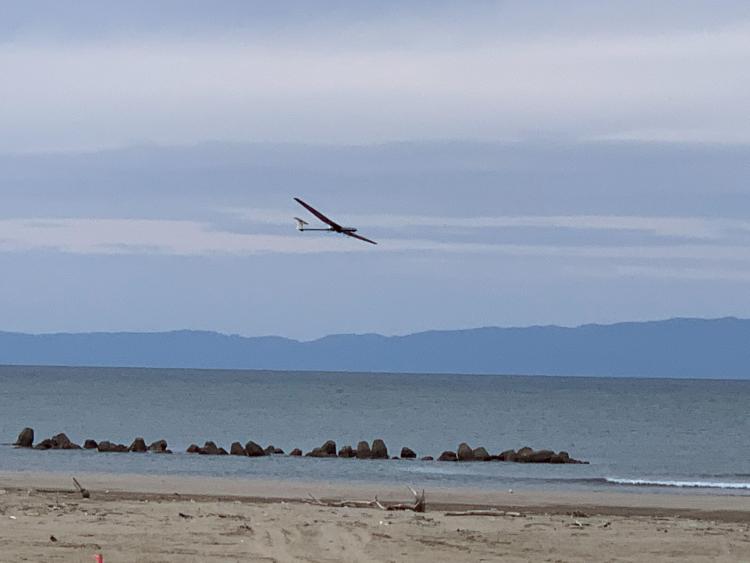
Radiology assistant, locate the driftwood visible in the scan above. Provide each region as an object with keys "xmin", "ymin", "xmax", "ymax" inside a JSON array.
[
  {"xmin": 72, "ymin": 477, "xmax": 90, "ymax": 499},
  {"xmin": 445, "ymin": 509, "xmax": 504, "ymax": 517},
  {"xmin": 444, "ymin": 509, "xmax": 523, "ymax": 517},
  {"xmin": 307, "ymin": 487, "xmax": 426, "ymax": 513}
]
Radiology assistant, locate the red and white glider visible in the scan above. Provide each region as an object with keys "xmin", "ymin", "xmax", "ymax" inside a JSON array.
[{"xmin": 293, "ymin": 197, "xmax": 378, "ymax": 245}]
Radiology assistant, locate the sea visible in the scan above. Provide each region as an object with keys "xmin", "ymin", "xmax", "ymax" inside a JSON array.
[{"xmin": 1, "ymin": 365, "xmax": 748, "ymax": 495}]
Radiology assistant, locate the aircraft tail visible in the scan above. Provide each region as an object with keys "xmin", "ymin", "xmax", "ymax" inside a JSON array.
[{"xmin": 294, "ymin": 217, "xmax": 309, "ymax": 231}]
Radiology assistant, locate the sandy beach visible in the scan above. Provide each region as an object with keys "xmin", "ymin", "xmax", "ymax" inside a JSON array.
[{"xmin": 0, "ymin": 472, "xmax": 748, "ymax": 562}]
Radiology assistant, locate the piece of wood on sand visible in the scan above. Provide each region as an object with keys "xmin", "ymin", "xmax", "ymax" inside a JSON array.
[
  {"xmin": 307, "ymin": 486, "xmax": 426, "ymax": 513},
  {"xmin": 72, "ymin": 477, "xmax": 90, "ymax": 499}
]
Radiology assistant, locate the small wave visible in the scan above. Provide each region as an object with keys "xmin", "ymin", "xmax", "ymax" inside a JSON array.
[{"xmin": 605, "ymin": 478, "xmax": 750, "ymax": 490}]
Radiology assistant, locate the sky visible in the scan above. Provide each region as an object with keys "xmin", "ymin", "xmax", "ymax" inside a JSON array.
[{"xmin": 0, "ymin": 1, "xmax": 749, "ymax": 339}]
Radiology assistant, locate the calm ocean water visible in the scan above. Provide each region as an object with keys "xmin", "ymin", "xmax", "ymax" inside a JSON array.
[{"xmin": 1, "ymin": 365, "xmax": 748, "ymax": 494}]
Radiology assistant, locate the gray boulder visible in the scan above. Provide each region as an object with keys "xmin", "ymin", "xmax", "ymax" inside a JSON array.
[
  {"xmin": 473, "ymin": 447, "xmax": 491, "ymax": 461},
  {"xmin": 244, "ymin": 440, "xmax": 266, "ymax": 457},
  {"xmin": 230, "ymin": 442, "xmax": 246, "ymax": 456},
  {"xmin": 421, "ymin": 455, "xmax": 434, "ymax": 461},
  {"xmin": 14, "ymin": 427, "xmax": 34, "ymax": 448},
  {"xmin": 516, "ymin": 446, "xmax": 534, "ymax": 459},
  {"xmin": 370, "ymin": 439, "xmax": 388, "ymax": 459},
  {"xmin": 199, "ymin": 441, "xmax": 220, "ymax": 455},
  {"xmin": 289, "ymin": 448, "xmax": 303, "ymax": 456},
  {"xmin": 438, "ymin": 451, "xmax": 458, "ymax": 461},
  {"xmin": 36, "ymin": 433, "xmax": 80, "ymax": 450},
  {"xmin": 147, "ymin": 439, "xmax": 169, "ymax": 453},
  {"xmin": 307, "ymin": 440, "xmax": 337, "ymax": 457},
  {"xmin": 356, "ymin": 441, "xmax": 371, "ymax": 459},
  {"xmin": 400, "ymin": 447, "xmax": 417, "ymax": 459},
  {"xmin": 527, "ymin": 449, "xmax": 554, "ymax": 463},
  {"xmin": 128, "ymin": 437, "xmax": 147, "ymax": 453},
  {"xmin": 98, "ymin": 440, "xmax": 128, "ymax": 453},
  {"xmin": 457, "ymin": 443, "xmax": 474, "ymax": 461},
  {"xmin": 34, "ymin": 439, "xmax": 55, "ymax": 450},
  {"xmin": 338, "ymin": 445, "xmax": 355, "ymax": 458},
  {"xmin": 186, "ymin": 443, "xmax": 201, "ymax": 453},
  {"xmin": 83, "ymin": 439, "xmax": 98, "ymax": 449}
]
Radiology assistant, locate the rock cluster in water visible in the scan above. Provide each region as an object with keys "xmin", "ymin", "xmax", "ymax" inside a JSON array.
[
  {"xmin": 12, "ymin": 428, "xmax": 587, "ymax": 464},
  {"xmin": 15, "ymin": 429, "xmax": 173, "ymax": 454}
]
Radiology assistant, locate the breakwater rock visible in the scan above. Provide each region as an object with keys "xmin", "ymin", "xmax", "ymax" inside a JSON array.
[{"xmin": 11, "ymin": 428, "xmax": 588, "ymax": 464}]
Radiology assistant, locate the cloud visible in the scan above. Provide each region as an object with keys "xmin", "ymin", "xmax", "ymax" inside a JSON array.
[
  {"xmin": 229, "ymin": 208, "xmax": 750, "ymax": 240},
  {"xmin": 2, "ymin": 218, "xmax": 750, "ymax": 269},
  {"xmin": 1, "ymin": 14, "xmax": 749, "ymax": 151},
  {"xmin": 0, "ymin": 218, "xmax": 356, "ymax": 255}
]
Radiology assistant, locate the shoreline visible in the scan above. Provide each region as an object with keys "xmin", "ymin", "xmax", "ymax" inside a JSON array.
[
  {"xmin": 3, "ymin": 470, "xmax": 749, "ymax": 522},
  {"xmin": 2, "ymin": 472, "xmax": 750, "ymax": 562}
]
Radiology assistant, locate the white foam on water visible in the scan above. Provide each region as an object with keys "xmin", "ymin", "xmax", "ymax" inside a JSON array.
[{"xmin": 606, "ymin": 478, "xmax": 750, "ymax": 490}]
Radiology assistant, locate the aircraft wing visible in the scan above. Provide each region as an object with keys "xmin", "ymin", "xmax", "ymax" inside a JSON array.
[
  {"xmin": 344, "ymin": 231, "xmax": 378, "ymax": 245},
  {"xmin": 294, "ymin": 197, "xmax": 343, "ymax": 230}
]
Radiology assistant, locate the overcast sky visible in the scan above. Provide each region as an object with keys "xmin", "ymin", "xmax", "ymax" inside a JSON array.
[{"xmin": 1, "ymin": 2, "xmax": 749, "ymax": 339}]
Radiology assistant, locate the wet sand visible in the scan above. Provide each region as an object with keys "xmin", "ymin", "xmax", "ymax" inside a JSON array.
[{"xmin": 1, "ymin": 472, "xmax": 749, "ymax": 562}]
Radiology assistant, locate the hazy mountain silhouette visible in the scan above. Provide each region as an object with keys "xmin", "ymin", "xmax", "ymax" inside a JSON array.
[{"xmin": 1, "ymin": 317, "xmax": 748, "ymax": 378}]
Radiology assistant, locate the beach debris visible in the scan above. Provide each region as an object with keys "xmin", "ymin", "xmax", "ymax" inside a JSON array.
[
  {"xmin": 601, "ymin": 521, "xmax": 612, "ymax": 528},
  {"xmin": 307, "ymin": 486, "xmax": 426, "ymax": 513},
  {"xmin": 178, "ymin": 512, "xmax": 193, "ymax": 519},
  {"xmin": 8, "ymin": 515, "xmax": 16, "ymax": 520},
  {"xmin": 568, "ymin": 510, "xmax": 589, "ymax": 518},
  {"xmin": 14, "ymin": 427, "xmax": 34, "ymax": 448},
  {"xmin": 128, "ymin": 437, "xmax": 147, "ymax": 453},
  {"xmin": 49, "ymin": 535, "xmax": 58, "ymax": 542},
  {"xmin": 72, "ymin": 477, "xmax": 91, "ymax": 499},
  {"xmin": 370, "ymin": 439, "xmax": 389, "ymax": 459},
  {"xmin": 400, "ymin": 447, "xmax": 417, "ymax": 459},
  {"xmin": 445, "ymin": 509, "xmax": 506, "ymax": 517},
  {"xmin": 356, "ymin": 441, "xmax": 371, "ymax": 459},
  {"xmin": 244, "ymin": 440, "xmax": 266, "ymax": 457}
]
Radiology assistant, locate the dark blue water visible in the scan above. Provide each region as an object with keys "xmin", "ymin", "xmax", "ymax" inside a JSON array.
[{"xmin": 1, "ymin": 365, "xmax": 748, "ymax": 494}]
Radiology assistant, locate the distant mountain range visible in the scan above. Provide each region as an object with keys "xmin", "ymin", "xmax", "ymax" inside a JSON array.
[{"xmin": 1, "ymin": 318, "xmax": 749, "ymax": 379}]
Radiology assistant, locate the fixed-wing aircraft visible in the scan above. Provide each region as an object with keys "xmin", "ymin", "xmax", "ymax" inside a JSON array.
[{"xmin": 293, "ymin": 197, "xmax": 378, "ymax": 245}]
